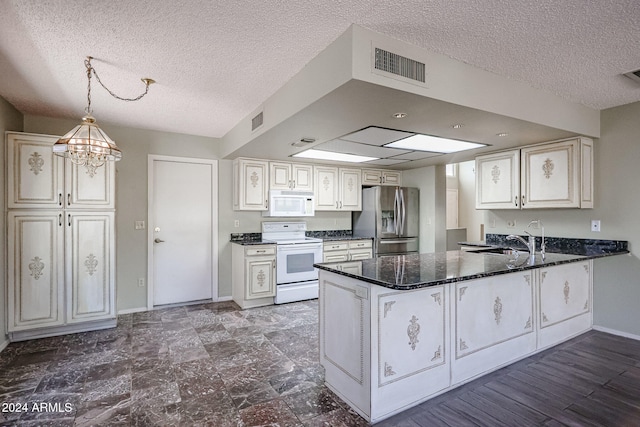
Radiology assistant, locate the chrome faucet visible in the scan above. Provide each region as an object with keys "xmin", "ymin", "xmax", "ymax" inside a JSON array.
[{"xmin": 506, "ymin": 220, "xmax": 546, "ymax": 260}]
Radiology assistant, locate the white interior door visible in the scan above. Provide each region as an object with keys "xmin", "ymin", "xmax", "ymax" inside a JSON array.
[{"xmin": 148, "ymin": 156, "xmax": 218, "ymax": 307}]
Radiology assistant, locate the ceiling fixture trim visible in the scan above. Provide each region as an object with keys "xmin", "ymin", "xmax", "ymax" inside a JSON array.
[{"xmin": 292, "ymin": 149, "xmax": 378, "ymax": 163}]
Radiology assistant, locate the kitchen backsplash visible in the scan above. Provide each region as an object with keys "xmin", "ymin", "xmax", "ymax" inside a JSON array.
[{"xmin": 486, "ymin": 233, "xmax": 628, "ymax": 256}]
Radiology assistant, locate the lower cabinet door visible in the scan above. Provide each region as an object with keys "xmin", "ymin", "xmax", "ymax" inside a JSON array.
[
  {"xmin": 378, "ymin": 287, "xmax": 446, "ymax": 386},
  {"xmin": 66, "ymin": 212, "xmax": 115, "ymax": 323},
  {"xmin": 7, "ymin": 211, "xmax": 65, "ymax": 331},
  {"xmin": 246, "ymin": 257, "xmax": 276, "ymax": 299},
  {"xmin": 539, "ymin": 261, "xmax": 590, "ymax": 325}
]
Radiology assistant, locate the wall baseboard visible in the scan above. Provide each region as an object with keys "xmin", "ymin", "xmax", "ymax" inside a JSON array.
[
  {"xmin": 0, "ymin": 338, "xmax": 9, "ymax": 354},
  {"xmin": 593, "ymin": 325, "xmax": 640, "ymax": 341},
  {"xmin": 216, "ymin": 296, "xmax": 233, "ymax": 302}
]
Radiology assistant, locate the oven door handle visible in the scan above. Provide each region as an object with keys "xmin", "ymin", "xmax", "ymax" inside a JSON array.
[{"xmin": 277, "ymin": 243, "xmax": 323, "ymax": 252}]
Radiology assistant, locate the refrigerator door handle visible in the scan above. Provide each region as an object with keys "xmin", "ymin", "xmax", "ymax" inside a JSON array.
[
  {"xmin": 399, "ymin": 188, "xmax": 406, "ymax": 235},
  {"xmin": 394, "ymin": 188, "xmax": 400, "ymax": 235}
]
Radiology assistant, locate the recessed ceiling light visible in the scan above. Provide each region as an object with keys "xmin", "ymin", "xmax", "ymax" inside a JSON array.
[
  {"xmin": 497, "ymin": 132, "xmax": 509, "ymax": 137},
  {"xmin": 384, "ymin": 134, "xmax": 486, "ymax": 153},
  {"xmin": 452, "ymin": 124, "xmax": 463, "ymax": 129},
  {"xmin": 392, "ymin": 112, "xmax": 407, "ymax": 119},
  {"xmin": 292, "ymin": 149, "xmax": 378, "ymax": 163}
]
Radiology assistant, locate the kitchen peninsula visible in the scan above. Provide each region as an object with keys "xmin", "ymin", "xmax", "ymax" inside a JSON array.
[{"xmin": 315, "ymin": 241, "xmax": 628, "ymax": 423}]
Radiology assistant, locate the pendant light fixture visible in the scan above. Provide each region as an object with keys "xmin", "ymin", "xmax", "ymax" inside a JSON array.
[{"xmin": 53, "ymin": 56, "xmax": 154, "ymax": 169}]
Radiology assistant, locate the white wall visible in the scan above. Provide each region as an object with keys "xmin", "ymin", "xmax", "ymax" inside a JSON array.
[
  {"xmin": 0, "ymin": 96, "xmax": 25, "ymax": 347},
  {"xmin": 458, "ymin": 160, "xmax": 484, "ymax": 242}
]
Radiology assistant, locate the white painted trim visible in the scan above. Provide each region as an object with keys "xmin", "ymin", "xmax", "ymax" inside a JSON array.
[
  {"xmin": 117, "ymin": 307, "xmax": 148, "ymax": 315},
  {"xmin": 0, "ymin": 338, "xmax": 10, "ymax": 353},
  {"xmin": 147, "ymin": 155, "xmax": 219, "ymax": 310},
  {"xmin": 217, "ymin": 295, "xmax": 233, "ymax": 302},
  {"xmin": 592, "ymin": 325, "xmax": 640, "ymax": 341}
]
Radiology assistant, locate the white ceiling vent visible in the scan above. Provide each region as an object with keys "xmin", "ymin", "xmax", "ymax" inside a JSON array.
[
  {"xmin": 251, "ymin": 111, "xmax": 264, "ymax": 131},
  {"xmin": 623, "ymin": 69, "xmax": 640, "ymax": 84},
  {"xmin": 374, "ymin": 47, "xmax": 426, "ymax": 83}
]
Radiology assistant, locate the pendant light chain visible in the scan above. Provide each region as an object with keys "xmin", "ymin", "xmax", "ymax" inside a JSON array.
[{"xmin": 85, "ymin": 56, "xmax": 153, "ymax": 109}]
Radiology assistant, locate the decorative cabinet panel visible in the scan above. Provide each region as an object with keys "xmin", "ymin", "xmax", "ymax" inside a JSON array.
[
  {"xmin": 232, "ymin": 244, "xmax": 276, "ymax": 308},
  {"xmin": 323, "ymin": 239, "xmax": 372, "ymax": 265},
  {"xmin": 377, "ymin": 287, "xmax": 446, "ymax": 387},
  {"xmin": 454, "ymin": 272, "xmax": 534, "ymax": 359},
  {"xmin": 362, "ymin": 169, "xmax": 402, "ymax": 186},
  {"xmin": 66, "ymin": 212, "xmax": 115, "ymax": 323},
  {"xmin": 246, "ymin": 257, "xmax": 276, "ymax": 300},
  {"xmin": 314, "ymin": 166, "xmax": 362, "ymax": 211},
  {"xmin": 475, "ymin": 150, "xmax": 520, "ymax": 209},
  {"xmin": 269, "ymin": 161, "xmax": 313, "ymax": 191},
  {"xmin": 538, "ymin": 261, "xmax": 591, "ymax": 336},
  {"xmin": 7, "ymin": 211, "xmax": 65, "ymax": 331},
  {"xmin": 233, "ymin": 158, "xmax": 269, "ymax": 211},
  {"xmin": 475, "ymin": 137, "xmax": 593, "ymax": 210},
  {"xmin": 7, "ymin": 132, "xmax": 115, "ymax": 209},
  {"xmin": 521, "ymin": 138, "xmax": 592, "ymax": 209}
]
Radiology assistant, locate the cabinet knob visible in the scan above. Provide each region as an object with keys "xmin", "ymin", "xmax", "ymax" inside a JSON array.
[
  {"xmin": 521, "ymin": 195, "xmax": 526, "ymax": 206},
  {"xmin": 67, "ymin": 193, "xmax": 71, "ymax": 206}
]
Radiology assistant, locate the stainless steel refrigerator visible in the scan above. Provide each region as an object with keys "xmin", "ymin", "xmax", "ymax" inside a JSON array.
[{"xmin": 352, "ymin": 186, "xmax": 419, "ymax": 256}]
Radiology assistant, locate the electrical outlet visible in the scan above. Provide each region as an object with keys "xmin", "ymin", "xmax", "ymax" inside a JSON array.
[
  {"xmin": 507, "ymin": 220, "xmax": 517, "ymax": 228},
  {"xmin": 234, "ymin": 220, "xmax": 240, "ymax": 228},
  {"xmin": 591, "ymin": 220, "xmax": 601, "ymax": 232},
  {"xmin": 138, "ymin": 278, "xmax": 145, "ymax": 287}
]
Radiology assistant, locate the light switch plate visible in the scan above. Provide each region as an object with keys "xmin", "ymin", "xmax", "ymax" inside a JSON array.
[{"xmin": 135, "ymin": 220, "xmax": 145, "ymax": 230}]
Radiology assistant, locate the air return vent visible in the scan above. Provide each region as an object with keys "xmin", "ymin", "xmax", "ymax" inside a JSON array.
[
  {"xmin": 374, "ymin": 48, "xmax": 426, "ymax": 83},
  {"xmin": 623, "ymin": 69, "xmax": 640, "ymax": 84},
  {"xmin": 251, "ymin": 111, "xmax": 264, "ymax": 131}
]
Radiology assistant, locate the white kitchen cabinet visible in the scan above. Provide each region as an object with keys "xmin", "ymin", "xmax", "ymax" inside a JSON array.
[
  {"xmin": 538, "ymin": 260, "xmax": 592, "ymax": 349},
  {"xmin": 475, "ymin": 149, "xmax": 520, "ymax": 209},
  {"xmin": 269, "ymin": 161, "xmax": 313, "ymax": 191},
  {"xmin": 7, "ymin": 211, "xmax": 116, "ymax": 337},
  {"xmin": 5, "ymin": 132, "xmax": 117, "ymax": 341},
  {"xmin": 362, "ymin": 169, "xmax": 402, "ymax": 187},
  {"xmin": 314, "ymin": 166, "xmax": 362, "ymax": 211},
  {"xmin": 323, "ymin": 239, "xmax": 372, "ymax": 263},
  {"xmin": 7, "ymin": 211, "xmax": 65, "ymax": 331},
  {"xmin": 452, "ymin": 271, "xmax": 536, "ymax": 384},
  {"xmin": 7, "ymin": 132, "xmax": 115, "ymax": 209},
  {"xmin": 232, "ymin": 244, "xmax": 276, "ymax": 308},
  {"xmin": 475, "ymin": 137, "xmax": 593, "ymax": 210},
  {"xmin": 66, "ymin": 212, "xmax": 115, "ymax": 323},
  {"xmin": 521, "ymin": 138, "xmax": 593, "ymax": 209},
  {"xmin": 233, "ymin": 158, "xmax": 269, "ymax": 211}
]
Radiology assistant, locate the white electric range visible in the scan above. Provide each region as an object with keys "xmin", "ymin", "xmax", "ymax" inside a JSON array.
[{"xmin": 262, "ymin": 221, "xmax": 323, "ymax": 304}]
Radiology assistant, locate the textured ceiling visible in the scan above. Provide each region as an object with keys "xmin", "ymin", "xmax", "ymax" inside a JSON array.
[{"xmin": 1, "ymin": 0, "xmax": 639, "ymax": 139}]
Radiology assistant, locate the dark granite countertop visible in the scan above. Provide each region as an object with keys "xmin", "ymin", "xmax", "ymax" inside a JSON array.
[
  {"xmin": 315, "ymin": 249, "xmax": 629, "ymax": 291},
  {"xmin": 321, "ymin": 236, "xmax": 373, "ymax": 242},
  {"xmin": 231, "ymin": 240, "xmax": 275, "ymax": 246}
]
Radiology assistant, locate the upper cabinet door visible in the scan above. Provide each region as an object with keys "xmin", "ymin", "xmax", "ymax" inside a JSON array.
[
  {"xmin": 314, "ymin": 166, "xmax": 339, "ymax": 210},
  {"xmin": 233, "ymin": 158, "xmax": 269, "ymax": 211},
  {"xmin": 521, "ymin": 140, "xmax": 580, "ymax": 209},
  {"xmin": 292, "ymin": 164, "xmax": 313, "ymax": 191},
  {"xmin": 66, "ymin": 160, "xmax": 115, "ymax": 209},
  {"xmin": 269, "ymin": 161, "xmax": 293, "ymax": 190},
  {"xmin": 475, "ymin": 150, "xmax": 520, "ymax": 209},
  {"xmin": 339, "ymin": 168, "xmax": 362, "ymax": 211},
  {"xmin": 7, "ymin": 133, "xmax": 64, "ymax": 209}
]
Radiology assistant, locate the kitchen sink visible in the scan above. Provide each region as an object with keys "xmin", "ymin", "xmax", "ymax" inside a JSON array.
[{"xmin": 467, "ymin": 247, "xmax": 526, "ymax": 255}]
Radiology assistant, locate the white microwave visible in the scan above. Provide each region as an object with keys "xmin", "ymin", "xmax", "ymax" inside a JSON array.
[{"xmin": 263, "ymin": 190, "xmax": 315, "ymax": 217}]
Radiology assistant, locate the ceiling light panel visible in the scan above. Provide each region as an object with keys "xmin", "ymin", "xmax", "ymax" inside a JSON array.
[
  {"xmin": 340, "ymin": 126, "xmax": 414, "ymax": 146},
  {"xmin": 316, "ymin": 140, "xmax": 411, "ymax": 158},
  {"xmin": 388, "ymin": 151, "xmax": 443, "ymax": 161},
  {"xmin": 292, "ymin": 149, "xmax": 378, "ymax": 163},
  {"xmin": 386, "ymin": 134, "xmax": 486, "ymax": 153},
  {"xmin": 363, "ymin": 158, "xmax": 410, "ymax": 166}
]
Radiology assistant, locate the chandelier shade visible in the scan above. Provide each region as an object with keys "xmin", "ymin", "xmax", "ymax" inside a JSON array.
[{"xmin": 53, "ymin": 114, "xmax": 122, "ymax": 167}]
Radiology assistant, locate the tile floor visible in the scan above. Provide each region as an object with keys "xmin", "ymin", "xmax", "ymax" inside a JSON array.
[{"xmin": 0, "ymin": 300, "xmax": 369, "ymax": 426}]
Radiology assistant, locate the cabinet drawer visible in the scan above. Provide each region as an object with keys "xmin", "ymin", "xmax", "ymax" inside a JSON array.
[
  {"xmin": 324, "ymin": 252, "xmax": 349, "ymax": 263},
  {"xmin": 245, "ymin": 246, "xmax": 276, "ymax": 256},
  {"xmin": 324, "ymin": 241, "xmax": 349, "ymax": 252},
  {"xmin": 349, "ymin": 239, "xmax": 372, "ymax": 250}
]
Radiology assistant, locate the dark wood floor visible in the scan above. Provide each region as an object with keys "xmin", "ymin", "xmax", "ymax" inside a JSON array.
[{"xmin": 377, "ymin": 330, "xmax": 640, "ymax": 427}]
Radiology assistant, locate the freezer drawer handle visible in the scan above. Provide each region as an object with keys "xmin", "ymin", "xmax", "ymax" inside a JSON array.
[{"xmin": 379, "ymin": 239, "xmax": 416, "ymax": 245}]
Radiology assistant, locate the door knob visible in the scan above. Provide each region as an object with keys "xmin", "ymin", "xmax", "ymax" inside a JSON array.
[{"xmin": 154, "ymin": 238, "xmax": 165, "ymax": 243}]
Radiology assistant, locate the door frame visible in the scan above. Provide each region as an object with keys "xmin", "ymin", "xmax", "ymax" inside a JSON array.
[{"xmin": 147, "ymin": 155, "xmax": 219, "ymax": 310}]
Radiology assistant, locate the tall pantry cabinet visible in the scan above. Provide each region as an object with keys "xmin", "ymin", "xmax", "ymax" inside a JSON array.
[{"xmin": 5, "ymin": 132, "xmax": 116, "ymax": 341}]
